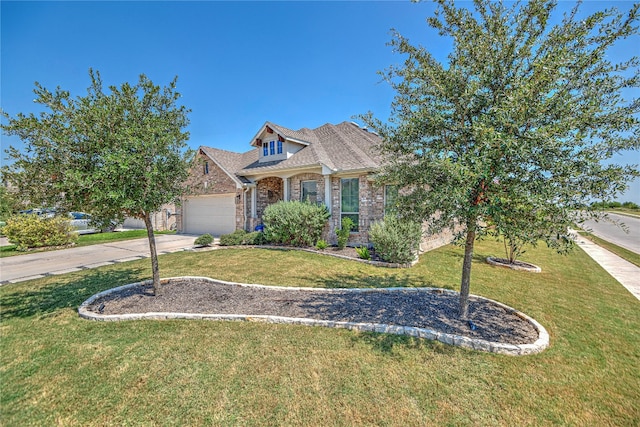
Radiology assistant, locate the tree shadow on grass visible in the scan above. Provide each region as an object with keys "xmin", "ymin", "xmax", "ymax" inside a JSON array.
[
  {"xmin": 0, "ymin": 267, "xmax": 145, "ymax": 320},
  {"xmin": 352, "ymin": 331, "xmax": 458, "ymax": 356},
  {"xmin": 302, "ymin": 273, "xmax": 442, "ymax": 290}
]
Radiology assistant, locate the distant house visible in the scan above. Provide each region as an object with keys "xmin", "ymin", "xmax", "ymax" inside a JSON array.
[{"xmin": 178, "ymin": 121, "xmax": 452, "ymax": 250}]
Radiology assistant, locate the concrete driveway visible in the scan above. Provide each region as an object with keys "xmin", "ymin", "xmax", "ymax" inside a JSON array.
[{"xmin": 0, "ymin": 234, "xmax": 198, "ymax": 284}]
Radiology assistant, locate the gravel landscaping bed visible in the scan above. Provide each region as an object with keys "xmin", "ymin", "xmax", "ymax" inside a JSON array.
[{"xmin": 85, "ymin": 278, "xmax": 540, "ymax": 345}]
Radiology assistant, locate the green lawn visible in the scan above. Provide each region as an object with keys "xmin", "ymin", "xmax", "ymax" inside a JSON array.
[
  {"xmin": 1, "ymin": 240, "xmax": 638, "ymax": 426},
  {"xmin": 0, "ymin": 230, "xmax": 175, "ymax": 257}
]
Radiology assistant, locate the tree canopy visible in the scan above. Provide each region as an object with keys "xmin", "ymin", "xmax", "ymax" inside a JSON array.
[
  {"xmin": 361, "ymin": 0, "xmax": 639, "ymax": 317},
  {"xmin": 2, "ymin": 69, "xmax": 192, "ymax": 294}
]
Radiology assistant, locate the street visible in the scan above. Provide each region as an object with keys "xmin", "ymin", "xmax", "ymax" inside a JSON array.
[{"xmin": 580, "ymin": 212, "xmax": 640, "ymax": 254}]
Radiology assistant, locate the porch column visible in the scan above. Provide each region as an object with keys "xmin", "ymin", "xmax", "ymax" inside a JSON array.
[
  {"xmin": 251, "ymin": 186, "xmax": 257, "ymax": 218},
  {"xmin": 283, "ymin": 178, "xmax": 289, "ymax": 201},
  {"xmin": 324, "ymin": 175, "xmax": 332, "ymax": 214}
]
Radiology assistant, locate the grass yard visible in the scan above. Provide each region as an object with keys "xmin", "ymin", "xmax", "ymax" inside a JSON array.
[{"xmin": 1, "ymin": 240, "xmax": 638, "ymax": 426}]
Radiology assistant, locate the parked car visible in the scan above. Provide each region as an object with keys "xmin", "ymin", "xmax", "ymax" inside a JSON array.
[
  {"xmin": 19, "ymin": 208, "xmax": 56, "ymax": 218},
  {"xmin": 69, "ymin": 212, "xmax": 99, "ymax": 235}
]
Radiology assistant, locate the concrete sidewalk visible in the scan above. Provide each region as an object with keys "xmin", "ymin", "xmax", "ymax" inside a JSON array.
[
  {"xmin": 571, "ymin": 231, "xmax": 640, "ymax": 301},
  {"xmin": 0, "ymin": 234, "xmax": 198, "ymax": 284}
]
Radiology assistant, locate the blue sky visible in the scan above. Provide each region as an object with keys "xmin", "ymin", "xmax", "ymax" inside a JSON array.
[{"xmin": 2, "ymin": 1, "xmax": 638, "ymax": 203}]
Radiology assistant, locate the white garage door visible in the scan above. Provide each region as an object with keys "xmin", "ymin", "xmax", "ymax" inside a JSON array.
[{"xmin": 184, "ymin": 194, "xmax": 236, "ymax": 236}]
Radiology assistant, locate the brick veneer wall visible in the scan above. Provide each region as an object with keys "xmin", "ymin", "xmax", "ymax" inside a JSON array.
[
  {"xmin": 255, "ymin": 177, "xmax": 283, "ymax": 222},
  {"xmin": 184, "ymin": 152, "xmax": 237, "ymax": 196},
  {"xmin": 290, "ymin": 173, "xmax": 325, "ymax": 204}
]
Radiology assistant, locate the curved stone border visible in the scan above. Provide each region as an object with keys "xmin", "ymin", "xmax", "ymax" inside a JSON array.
[
  {"xmin": 78, "ymin": 276, "xmax": 549, "ymax": 356},
  {"xmin": 486, "ymin": 257, "xmax": 542, "ymax": 273}
]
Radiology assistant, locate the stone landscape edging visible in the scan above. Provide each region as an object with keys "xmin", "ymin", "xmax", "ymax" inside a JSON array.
[
  {"xmin": 78, "ymin": 276, "xmax": 549, "ymax": 356},
  {"xmin": 486, "ymin": 257, "xmax": 542, "ymax": 273}
]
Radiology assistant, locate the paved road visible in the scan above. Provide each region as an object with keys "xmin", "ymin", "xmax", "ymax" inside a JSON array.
[
  {"xmin": 581, "ymin": 212, "xmax": 640, "ymax": 254},
  {"xmin": 0, "ymin": 234, "xmax": 198, "ymax": 284}
]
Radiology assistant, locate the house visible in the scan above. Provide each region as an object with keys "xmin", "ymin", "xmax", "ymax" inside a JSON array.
[{"xmin": 178, "ymin": 121, "xmax": 453, "ymax": 251}]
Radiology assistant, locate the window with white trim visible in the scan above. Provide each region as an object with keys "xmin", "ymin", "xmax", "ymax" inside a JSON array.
[
  {"xmin": 269, "ymin": 141, "xmax": 275, "ymax": 155},
  {"xmin": 277, "ymin": 140, "xmax": 283, "ymax": 154},
  {"xmin": 263, "ymin": 143, "xmax": 268, "ymax": 156},
  {"xmin": 340, "ymin": 178, "xmax": 359, "ymax": 231}
]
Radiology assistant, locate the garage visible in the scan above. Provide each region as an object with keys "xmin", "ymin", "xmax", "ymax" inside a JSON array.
[{"xmin": 183, "ymin": 194, "xmax": 236, "ymax": 236}]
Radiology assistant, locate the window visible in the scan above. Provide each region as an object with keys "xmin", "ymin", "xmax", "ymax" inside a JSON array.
[
  {"xmin": 301, "ymin": 180, "xmax": 318, "ymax": 203},
  {"xmin": 341, "ymin": 178, "xmax": 359, "ymax": 231},
  {"xmin": 277, "ymin": 140, "xmax": 283, "ymax": 154},
  {"xmin": 270, "ymin": 140, "xmax": 275, "ymax": 155},
  {"xmin": 204, "ymin": 161, "xmax": 209, "ymax": 175},
  {"xmin": 263, "ymin": 143, "xmax": 268, "ymax": 156},
  {"xmin": 385, "ymin": 185, "xmax": 399, "ymax": 216}
]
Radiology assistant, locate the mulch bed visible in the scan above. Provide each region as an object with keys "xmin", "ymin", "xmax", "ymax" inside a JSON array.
[{"xmin": 87, "ymin": 278, "xmax": 540, "ymax": 345}]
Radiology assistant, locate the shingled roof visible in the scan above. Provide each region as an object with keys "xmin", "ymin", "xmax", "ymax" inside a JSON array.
[{"xmin": 199, "ymin": 121, "xmax": 383, "ymax": 182}]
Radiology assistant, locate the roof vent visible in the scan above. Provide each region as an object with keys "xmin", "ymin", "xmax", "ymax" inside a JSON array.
[
  {"xmin": 350, "ymin": 121, "xmax": 360, "ymax": 128},
  {"xmin": 362, "ymin": 126, "xmax": 368, "ymax": 132}
]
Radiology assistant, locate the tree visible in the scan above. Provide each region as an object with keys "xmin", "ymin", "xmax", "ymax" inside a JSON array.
[
  {"xmin": 361, "ymin": 0, "xmax": 639, "ymax": 318},
  {"xmin": 2, "ymin": 69, "xmax": 192, "ymax": 295}
]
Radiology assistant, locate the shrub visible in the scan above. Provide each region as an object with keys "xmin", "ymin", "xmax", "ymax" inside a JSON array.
[
  {"xmin": 3, "ymin": 214, "xmax": 77, "ymax": 251},
  {"xmin": 263, "ymin": 201, "xmax": 330, "ymax": 247},
  {"xmin": 622, "ymin": 201, "xmax": 639, "ymax": 209},
  {"xmin": 336, "ymin": 217, "xmax": 354, "ymax": 249},
  {"xmin": 244, "ymin": 231, "xmax": 269, "ymax": 245},
  {"xmin": 315, "ymin": 239, "xmax": 328, "ymax": 250},
  {"xmin": 369, "ymin": 216, "xmax": 422, "ymax": 264},
  {"xmin": 194, "ymin": 233, "xmax": 213, "ymax": 247},
  {"xmin": 219, "ymin": 229, "xmax": 248, "ymax": 246},
  {"xmin": 355, "ymin": 246, "xmax": 371, "ymax": 260},
  {"xmin": 219, "ymin": 229, "xmax": 269, "ymax": 246}
]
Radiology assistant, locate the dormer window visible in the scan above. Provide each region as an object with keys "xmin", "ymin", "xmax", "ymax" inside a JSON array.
[
  {"xmin": 269, "ymin": 141, "xmax": 275, "ymax": 155},
  {"xmin": 263, "ymin": 143, "xmax": 268, "ymax": 156},
  {"xmin": 277, "ymin": 140, "xmax": 283, "ymax": 154}
]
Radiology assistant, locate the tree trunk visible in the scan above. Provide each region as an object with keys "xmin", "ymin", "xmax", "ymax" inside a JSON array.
[
  {"xmin": 459, "ymin": 220, "xmax": 477, "ymax": 319},
  {"xmin": 143, "ymin": 212, "xmax": 161, "ymax": 296}
]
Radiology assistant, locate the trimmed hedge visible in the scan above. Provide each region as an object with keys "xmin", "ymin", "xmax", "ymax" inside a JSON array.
[{"xmin": 262, "ymin": 201, "xmax": 330, "ymax": 247}]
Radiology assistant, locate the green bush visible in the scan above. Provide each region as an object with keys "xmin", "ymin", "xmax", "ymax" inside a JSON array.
[
  {"xmin": 219, "ymin": 229, "xmax": 269, "ymax": 246},
  {"xmin": 369, "ymin": 216, "xmax": 422, "ymax": 264},
  {"xmin": 244, "ymin": 231, "xmax": 269, "ymax": 245},
  {"xmin": 194, "ymin": 233, "xmax": 213, "ymax": 247},
  {"xmin": 315, "ymin": 239, "xmax": 328, "ymax": 250},
  {"xmin": 336, "ymin": 217, "xmax": 354, "ymax": 249},
  {"xmin": 355, "ymin": 246, "xmax": 371, "ymax": 260},
  {"xmin": 219, "ymin": 229, "xmax": 248, "ymax": 246},
  {"xmin": 3, "ymin": 214, "xmax": 78, "ymax": 251},
  {"xmin": 262, "ymin": 201, "xmax": 330, "ymax": 247}
]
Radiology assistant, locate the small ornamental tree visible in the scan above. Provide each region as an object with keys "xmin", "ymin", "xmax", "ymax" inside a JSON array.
[
  {"xmin": 2, "ymin": 69, "xmax": 192, "ymax": 295},
  {"xmin": 361, "ymin": 0, "xmax": 640, "ymax": 318}
]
